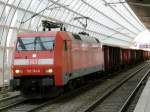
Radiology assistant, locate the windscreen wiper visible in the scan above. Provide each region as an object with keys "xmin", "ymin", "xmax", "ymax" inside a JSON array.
[{"xmin": 18, "ymin": 38, "xmax": 26, "ymax": 50}]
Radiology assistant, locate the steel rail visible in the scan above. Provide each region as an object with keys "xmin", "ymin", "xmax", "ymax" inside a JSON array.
[
  {"xmin": 0, "ymin": 76, "xmax": 110, "ymax": 112},
  {"xmin": 82, "ymin": 64, "xmax": 148, "ymax": 112},
  {"xmin": 0, "ymin": 85, "xmax": 9, "ymax": 93},
  {"xmin": 118, "ymin": 70, "xmax": 150, "ymax": 112},
  {"xmin": 27, "ymin": 64, "xmax": 148, "ymax": 112},
  {"xmin": 0, "ymin": 63, "xmax": 147, "ymax": 112},
  {"xmin": 26, "ymin": 77, "xmax": 113, "ymax": 112},
  {"xmin": 0, "ymin": 94, "xmax": 20, "ymax": 102},
  {"xmin": 0, "ymin": 98, "xmax": 26, "ymax": 111}
]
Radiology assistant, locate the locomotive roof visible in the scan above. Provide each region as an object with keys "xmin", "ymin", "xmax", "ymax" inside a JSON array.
[
  {"xmin": 67, "ymin": 32, "xmax": 101, "ymax": 44},
  {"xmin": 17, "ymin": 31, "xmax": 57, "ymax": 37},
  {"xmin": 17, "ymin": 31, "xmax": 101, "ymax": 44}
]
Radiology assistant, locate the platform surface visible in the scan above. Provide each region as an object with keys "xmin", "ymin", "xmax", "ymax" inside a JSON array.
[{"xmin": 134, "ymin": 77, "xmax": 150, "ymax": 112}]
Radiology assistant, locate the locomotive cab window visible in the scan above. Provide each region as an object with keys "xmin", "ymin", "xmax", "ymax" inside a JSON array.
[{"xmin": 16, "ymin": 37, "xmax": 55, "ymax": 51}]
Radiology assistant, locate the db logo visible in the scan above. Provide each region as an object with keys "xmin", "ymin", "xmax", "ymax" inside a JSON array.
[{"xmin": 29, "ymin": 59, "xmax": 38, "ymax": 65}]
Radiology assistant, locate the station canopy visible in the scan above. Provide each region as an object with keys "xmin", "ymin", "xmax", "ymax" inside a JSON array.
[
  {"xmin": 0, "ymin": 0, "xmax": 146, "ymax": 47},
  {"xmin": 127, "ymin": 0, "xmax": 150, "ymax": 31}
]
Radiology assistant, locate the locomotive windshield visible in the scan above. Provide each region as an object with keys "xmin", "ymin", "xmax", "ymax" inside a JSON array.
[{"xmin": 16, "ymin": 37, "xmax": 54, "ymax": 51}]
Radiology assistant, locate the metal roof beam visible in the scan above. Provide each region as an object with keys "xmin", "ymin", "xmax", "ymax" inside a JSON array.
[
  {"xmin": 81, "ymin": 0, "xmax": 139, "ymax": 35},
  {"xmin": 102, "ymin": 0, "xmax": 142, "ymax": 32},
  {"xmin": 118, "ymin": 0, "xmax": 145, "ymax": 29},
  {"xmin": 49, "ymin": 0, "xmax": 135, "ymax": 39},
  {"xmin": 0, "ymin": 0, "xmax": 133, "ymax": 44}
]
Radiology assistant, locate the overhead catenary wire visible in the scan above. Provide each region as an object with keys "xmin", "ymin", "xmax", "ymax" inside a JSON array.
[{"xmin": 20, "ymin": 0, "xmax": 69, "ymax": 24}]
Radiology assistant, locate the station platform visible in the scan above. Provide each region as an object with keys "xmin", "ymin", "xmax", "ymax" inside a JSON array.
[{"xmin": 134, "ymin": 77, "xmax": 150, "ymax": 112}]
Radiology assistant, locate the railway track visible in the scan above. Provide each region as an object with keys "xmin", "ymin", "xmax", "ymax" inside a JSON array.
[
  {"xmin": 0, "ymin": 86, "xmax": 19, "ymax": 100},
  {"xmin": 124, "ymin": 76, "xmax": 148, "ymax": 112},
  {"xmin": 0, "ymin": 88, "xmax": 10, "ymax": 99},
  {"xmin": 81, "ymin": 65, "xmax": 150, "ymax": 112},
  {"xmin": 0, "ymin": 94, "xmax": 25, "ymax": 111},
  {"xmin": 117, "ymin": 72, "xmax": 149, "ymax": 112},
  {"xmin": 0, "ymin": 62, "xmax": 149, "ymax": 112},
  {"xmin": 0, "ymin": 85, "xmax": 9, "ymax": 92},
  {"xmin": 30, "ymin": 63, "xmax": 150, "ymax": 112},
  {"xmin": 0, "ymin": 99, "xmax": 50, "ymax": 112}
]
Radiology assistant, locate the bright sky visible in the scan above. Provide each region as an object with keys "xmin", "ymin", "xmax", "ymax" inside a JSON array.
[
  {"xmin": 133, "ymin": 29, "xmax": 150, "ymax": 50},
  {"xmin": 134, "ymin": 30, "xmax": 150, "ymax": 43}
]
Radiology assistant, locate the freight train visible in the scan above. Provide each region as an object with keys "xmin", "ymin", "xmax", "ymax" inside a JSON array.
[{"xmin": 10, "ymin": 21, "xmax": 150, "ymax": 98}]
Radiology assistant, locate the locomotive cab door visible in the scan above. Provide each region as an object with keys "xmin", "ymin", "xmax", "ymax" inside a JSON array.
[{"xmin": 63, "ymin": 40, "xmax": 72, "ymax": 84}]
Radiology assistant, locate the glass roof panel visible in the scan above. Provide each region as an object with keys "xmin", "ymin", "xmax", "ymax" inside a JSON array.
[{"xmin": 0, "ymin": 0, "xmax": 146, "ymax": 48}]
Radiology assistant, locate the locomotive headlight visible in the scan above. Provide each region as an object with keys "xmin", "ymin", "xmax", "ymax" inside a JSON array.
[
  {"xmin": 15, "ymin": 69, "xmax": 23, "ymax": 74},
  {"xmin": 45, "ymin": 69, "xmax": 53, "ymax": 74}
]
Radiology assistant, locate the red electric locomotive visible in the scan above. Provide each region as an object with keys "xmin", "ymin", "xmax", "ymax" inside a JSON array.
[{"xmin": 11, "ymin": 21, "xmax": 104, "ymax": 98}]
